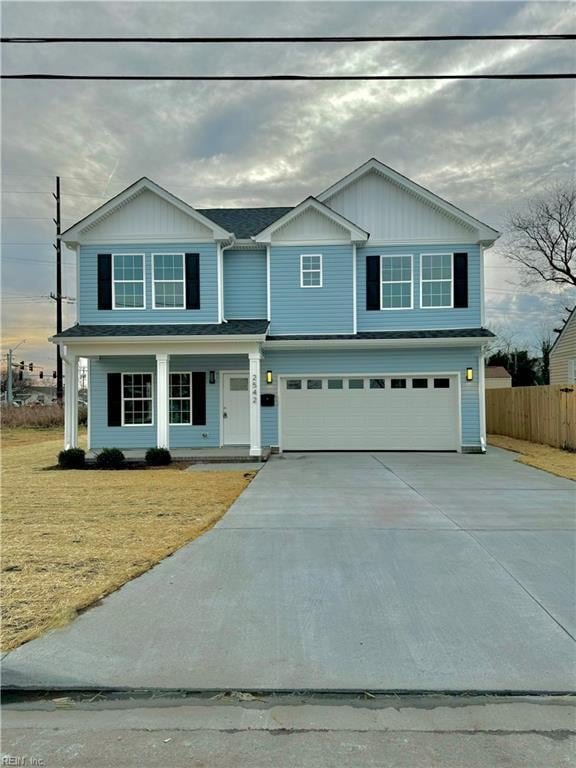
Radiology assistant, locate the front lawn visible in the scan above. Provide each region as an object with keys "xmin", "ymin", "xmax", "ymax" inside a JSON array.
[
  {"xmin": 1, "ymin": 428, "xmax": 253, "ymax": 651},
  {"xmin": 488, "ymin": 434, "xmax": 576, "ymax": 481}
]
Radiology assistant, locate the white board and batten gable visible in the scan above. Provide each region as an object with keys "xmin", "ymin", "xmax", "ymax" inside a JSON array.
[
  {"xmin": 252, "ymin": 197, "xmax": 369, "ymax": 245},
  {"xmin": 61, "ymin": 178, "xmax": 233, "ymax": 246},
  {"xmin": 317, "ymin": 158, "xmax": 499, "ymax": 245}
]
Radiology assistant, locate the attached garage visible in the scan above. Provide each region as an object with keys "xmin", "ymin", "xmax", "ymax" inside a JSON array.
[{"xmin": 279, "ymin": 375, "xmax": 460, "ymax": 451}]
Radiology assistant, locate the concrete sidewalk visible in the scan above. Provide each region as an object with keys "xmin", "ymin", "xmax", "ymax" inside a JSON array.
[{"xmin": 2, "ymin": 448, "xmax": 575, "ymax": 692}]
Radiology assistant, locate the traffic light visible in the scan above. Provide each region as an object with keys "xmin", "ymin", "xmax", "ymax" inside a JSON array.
[
  {"xmin": 19, "ymin": 361, "xmax": 24, "ymax": 371},
  {"xmin": 52, "ymin": 371, "xmax": 57, "ymax": 379},
  {"xmin": 28, "ymin": 363, "xmax": 33, "ymax": 372},
  {"xmin": 39, "ymin": 371, "xmax": 44, "ymax": 380}
]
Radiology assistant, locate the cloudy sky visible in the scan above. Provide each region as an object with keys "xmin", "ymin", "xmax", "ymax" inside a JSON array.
[{"xmin": 2, "ymin": 0, "xmax": 575, "ymax": 374}]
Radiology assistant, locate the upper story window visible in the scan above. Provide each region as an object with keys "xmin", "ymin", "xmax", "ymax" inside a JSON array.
[
  {"xmin": 381, "ymin": 255, "xmax": 413, "ymax": 309},
  {"xmin": 420, "ymin": 253, "xmax": 453, "ymax": 308},
  {"xmin": 113, "ymin": 254, "xmax": 145, "ymax": 309},
  {"xmin": 153, "ymin": 253, "xmax": 185, "ymax": 309},
  {"xmin": 300, "ymin": 254, "xmax": 322, "ymax": 288}
]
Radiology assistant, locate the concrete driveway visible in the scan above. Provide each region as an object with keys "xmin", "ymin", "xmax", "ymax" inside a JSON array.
[{"xmin": 3, "ymin": 448, "xmax": 575, "ymax": 692}]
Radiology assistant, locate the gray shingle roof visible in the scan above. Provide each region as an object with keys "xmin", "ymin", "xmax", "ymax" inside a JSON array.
[
  {"xmin": 55, "ymin": 319, "xmax": 269, "ymax": 338},
  {"xmin": 197, "ymin": 207, "xmax": 293, "ymax": 239},
  {"xmin": 267, "ymin": 328, "xmax": 495, "ymax": 341}
]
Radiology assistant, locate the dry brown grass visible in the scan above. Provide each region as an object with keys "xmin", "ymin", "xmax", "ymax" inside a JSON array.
[
  {"xmin": 488, "ymin": 434, "xmax": 576, "ymax": 481},
  {"xmin": 1, "ymin": 404, "xmax": 87, "ymax": 429},
  {"xmin": 1, "ymin": 428, "xmax": 253, "ymax": 651}
]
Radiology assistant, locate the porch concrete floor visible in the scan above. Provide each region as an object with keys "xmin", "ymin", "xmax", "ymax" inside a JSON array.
[
  {"xmin": 86, "ymin": 446, "xmax": 271, "ymax": 462},
  {"xmin": 2, "ymin": 447, "xmax": 575, "ymax": 692}
]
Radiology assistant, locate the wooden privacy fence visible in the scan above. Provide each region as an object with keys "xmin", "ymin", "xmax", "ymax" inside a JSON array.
[{"xmin": 486, "ymin": 384, "xmax": 576, "ymax": 450}]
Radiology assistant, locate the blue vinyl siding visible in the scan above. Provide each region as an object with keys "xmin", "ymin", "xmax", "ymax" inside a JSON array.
[
  {"xmin": 270, "ymin": 245, "xmax": 354, "ymax": 334},
  {"xmin": 89, "ymin": 347, "xmax": 482, "ymax": 450},
  {"xmin": 356, "ymin": 244, "xmax": 481, "ymax": 331},
  {"xmin": 223, "ymin": 249, "xmax": 267, "ymax": 319},
  {"xmin": 260, "ymin": 347, "xmax": 482, "ymax": 448},
  {"xmin": 89, "ymin": 355, "xmax": 247, "ymax": 450},
  {"xmin": 79, "ymin": 243, "xmax": 219, "ymax": 324}
]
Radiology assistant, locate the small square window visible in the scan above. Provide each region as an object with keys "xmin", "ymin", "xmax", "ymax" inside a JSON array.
[
  {"xmin": 230, "ymin": 378, "xmax": 248, "ymax": 391},
  {"xmin": 348, "ymin": 379, "xmax": 364, "ymax": 389},
  {"xmin": 307, "ymin": 379, "xmax": 323, "ymax": 390},
  {"xmin": 327, "ymin": 379, "xmax": 343, "ymax": 390},
  {"xmin": 434, "ymin": 378, "xmax": 450, "ymax": 389},
  {"xmin": 286, "ymin": 379, "xmax": 302, "ymax": 390},
  {"xmin": 412, "ymin": 378, "xmax": 428, "ymax": 389},
  {"xmin": 391, "ymin": 378, "xmax": 406, "ymax": 389},
  {"xmin": 370, "ymin": 379, "xmax": 386, "ymax": 389}
]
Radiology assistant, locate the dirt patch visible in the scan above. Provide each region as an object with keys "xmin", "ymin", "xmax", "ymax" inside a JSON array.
[
  {"xmin": 1, "ymin": 428, "xmax": 253, "ymax": 651},
  {"xmin": 488, "ymin": 434, "xmax": 576, "ymax": 481}
]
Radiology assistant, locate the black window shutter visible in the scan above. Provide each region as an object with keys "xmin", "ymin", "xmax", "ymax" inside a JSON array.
[
  {"xmin": 107, "ymin": 373, "xmax": 122, "ymax": 426},
  {"xmin": 97, "ymin": 254, "xmax": 113, "ymax": 310},
  {"xmin": 192, "ymin": 372, "xmax": 206, "ymax": 425},
  {"xmin": 185, "ymin": 253, "xmax": 200, "ymax": 310},
  {"xmin": 366, "ymin": 255, "xmax": 380, "ymax": 311},
  {"xmin": 453, "ymin": 253, "xmax": 469, "ymax": 308}
]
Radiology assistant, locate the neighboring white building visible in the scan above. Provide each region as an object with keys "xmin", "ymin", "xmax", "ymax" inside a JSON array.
[
  {"xmin": 485, "ymin": 366, "xmax": 512, "ymax": 389},
  {"xmin": 550, "ymin": 307, "xmax": 576, "ymax": 385}
]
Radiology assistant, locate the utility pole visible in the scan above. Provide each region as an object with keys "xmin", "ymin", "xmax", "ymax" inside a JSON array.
[
  {"xmin": 6, "ymin": 349, "xmax": 13, "ymax": 404},
  {"xmin": 53, "ymin": 176, "xmax": 63, "ymax": 401}
]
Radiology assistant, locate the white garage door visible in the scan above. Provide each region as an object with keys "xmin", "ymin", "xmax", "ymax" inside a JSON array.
[{"xmin": 280, "ymin": 375, "xmax": 459, "ymax": 451}]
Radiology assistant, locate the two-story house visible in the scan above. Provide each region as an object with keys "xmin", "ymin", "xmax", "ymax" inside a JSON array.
[{"xmin": 54, "ymin": 158, "xmax": 499, "ymax": 456}]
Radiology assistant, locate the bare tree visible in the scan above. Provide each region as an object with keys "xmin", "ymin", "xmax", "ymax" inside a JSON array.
[{"xmin": 504, "ymin": 186, "xmax": 575, "ymax": 287}]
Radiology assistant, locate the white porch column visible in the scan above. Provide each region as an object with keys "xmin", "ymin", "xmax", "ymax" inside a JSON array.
[
  {"xmin": 248, "ymin": 351, "xmax": 262, "ymax": 457},
  {"xmin": 64, "ymin": 352, "xmax": 78, "ymax": 449},
  {"xmin": 156, "ymin": 352, "xmax": 170, "ymax": 449}
]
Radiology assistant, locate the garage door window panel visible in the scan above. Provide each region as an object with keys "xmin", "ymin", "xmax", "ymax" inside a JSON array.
[
  {"xmin": 381, "ymin": 255, "xmax": 413, "ymax": 309},
  {"xmin": 370, "ymin": 379, "xmax": 386, "ymax": 389},
  {"xmin": 421, "ymin": 253, "xmax": 453, "ymax": 308},
  {"xmin": 349, "ymin": 379, "xmax": 364, "ymax": 389},
  {"xmin": 286, "ymin": 380, "xmax": 302, "ymax": 390},
  {"xmin": 391, "ymin": 378, "xmax": 407, "ymax": 389},
  {"xmin": 412, "ymin": 378, "xmax": 429, "ymax": 389},
  {"xmin": 307, "ymin": 379, "xmax": 323, "ymax": 390},
  {"xmin": 434, "ymin": 378, "xmax": 451, "ymax": 389},
  {"xmin": 327, "ymin": 379, "xmax": 343, "ymax": 390}
]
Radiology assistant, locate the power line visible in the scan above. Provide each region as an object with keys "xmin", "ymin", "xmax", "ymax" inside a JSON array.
[
  {"xmin": 2, "ymin": 73, "xmax": 574, "ymax": 81},
  {"xmin": 2, "ymin": 34, "xmax": 575, "ymax": 43}
]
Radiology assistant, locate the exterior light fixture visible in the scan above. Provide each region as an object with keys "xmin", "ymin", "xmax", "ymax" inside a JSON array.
[
  {"xmin": 466, "ymin": 367, "xmax": 474, "ymax": 382},
  {"xmin": 209, "ymin": 370, "xmax": 216, "ymax": 384},
  {"xmin": 266, "ymin": 370, "xmax": 273, "ymax": 385}
]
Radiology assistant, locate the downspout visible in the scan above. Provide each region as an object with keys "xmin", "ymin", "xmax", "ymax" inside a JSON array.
[{"xmin": 219, "ymin": 237, "xmax": 236, "ymax": 323}]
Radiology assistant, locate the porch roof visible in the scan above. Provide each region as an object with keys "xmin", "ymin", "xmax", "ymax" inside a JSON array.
[
  {"xmin": 267, "ymin": 328, "xmax": 495, "ymax": 341},
  {"xmin": 54, "ymin": 319, "xmax": 269, "ymax": 339}
]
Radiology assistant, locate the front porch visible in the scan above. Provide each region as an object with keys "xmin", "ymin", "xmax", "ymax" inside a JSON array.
[{"xmin": 58, "ymin": 332, "xmax": 271, "ymax": 458}]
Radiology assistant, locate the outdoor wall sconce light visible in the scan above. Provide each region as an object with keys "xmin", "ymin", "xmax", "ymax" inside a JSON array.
[
  {"xmin": 466, "ymin": 367, "xmax": 474, "ymax": 382},
  {"xmin": 209, "ymin": 370, "xmax": 216, "ymax": 384},
  {"xmin": 266, "ymin": 370, "xmax": 273, "ymax": 385}
]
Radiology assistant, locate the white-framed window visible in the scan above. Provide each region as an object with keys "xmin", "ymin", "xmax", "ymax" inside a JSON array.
[
  {"xmin": 153, "ymin": 253, "xmax": 185, "ymax": 309},
  {"xmin": 122, "ymin": 373, "xmax": 153, "ymax": 426},
  {"xmin": 169, "ymin": 372, "xmax": 192, "ymax": 424},
  {"xmin": 112, "ymin": 254, "xmax": 145, "ymax": 309},
  {"xmin": 300, "ymin": 254, "xmax": 323, "ymax": 288},
  {"xmin": 381, "ymin": 254, "xmax": 413, "ymax": 309},
  {"xmin": 420, "ymin": 253, "xmax": 453, "ymax": 308}
]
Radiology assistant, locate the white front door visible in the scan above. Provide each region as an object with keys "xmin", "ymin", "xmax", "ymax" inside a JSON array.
[{"xmin": 222, "ymin": 373, "xmax": 250, "ymax": 445}]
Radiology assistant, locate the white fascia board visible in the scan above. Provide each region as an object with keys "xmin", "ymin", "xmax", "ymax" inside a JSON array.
[
  {"xmin": 50, "ymin": 339, "xmax": 264, "ymax": 357},
  {"xmin": 251, "ymin": 196, "xmax": 369, "ymax": 244},
  {"xmin": 264, "ymin": 337, "xmax": 490, "ymax": 350},
  {"xmin": 317, "ymin": 158, "xmax": 500, "ymax": 243},
  {"xmin": 60, "ymin": 177, "xmax": 234, "ymax": 244}
]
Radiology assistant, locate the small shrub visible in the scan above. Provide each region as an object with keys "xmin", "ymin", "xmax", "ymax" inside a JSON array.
[
  {"xmin": 145, "ymin": 447, "xmax": 172, "ymax": 466},
  {"xmin": 58, "ymin": 448, "xmax": 86, "ymax": 469},
  {"xmin": 95, "ymin": 447, "xmax": 125, "ymax": 470}
]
